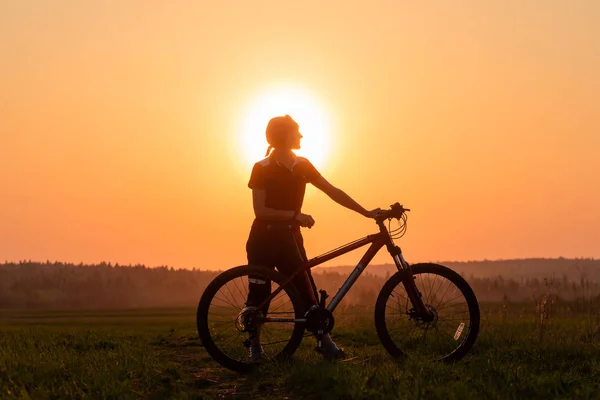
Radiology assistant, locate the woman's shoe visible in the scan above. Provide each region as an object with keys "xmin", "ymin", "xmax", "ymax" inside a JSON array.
[{"xmin": 315, "ymin": 344, "xmax": 347, "ymax": 360}]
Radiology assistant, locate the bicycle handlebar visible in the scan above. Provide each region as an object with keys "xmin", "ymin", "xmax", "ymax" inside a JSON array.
[{"xmin": 375, "ymin": 202, "xmax": 410, "ymax": 223}]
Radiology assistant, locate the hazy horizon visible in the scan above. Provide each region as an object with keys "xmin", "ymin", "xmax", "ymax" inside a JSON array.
[
  {"xmin": 2, "ymin": 255, "xmax": 597, "ymax": 273},
  {"xmin": 4, "ymin": 258, "xmax": 600, "ymax": 310},
  {"xmin": 2, "ymin": 1, "xmax": 599, "ymax": 270}
]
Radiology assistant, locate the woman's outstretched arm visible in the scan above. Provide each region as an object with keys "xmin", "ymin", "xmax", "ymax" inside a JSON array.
[{"xmin": 311, "ymin": 176, "xmax": 380, "ymax": 218}]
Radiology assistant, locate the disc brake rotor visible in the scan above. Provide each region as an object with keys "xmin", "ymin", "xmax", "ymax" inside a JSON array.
[{"xmin": 408, "ymin": 304, "xmax": 439, "ymax": 329}]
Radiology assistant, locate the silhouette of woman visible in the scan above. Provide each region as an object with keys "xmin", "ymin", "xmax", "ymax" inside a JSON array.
[{"xmin": 245, "ymin": 114, "xmax": 380, "ymax": 362}]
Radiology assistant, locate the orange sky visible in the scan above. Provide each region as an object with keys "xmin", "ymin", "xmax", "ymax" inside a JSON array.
[{"xmin": 1, "ymin": 1, "xmax": 599, "ymax": 270}]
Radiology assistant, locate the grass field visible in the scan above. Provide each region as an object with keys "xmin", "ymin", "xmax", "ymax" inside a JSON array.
[{"xmin": 1, "ymin": 304, "xmax": 600, "ymax": 399}]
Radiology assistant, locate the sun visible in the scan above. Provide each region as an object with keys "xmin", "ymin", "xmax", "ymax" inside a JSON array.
[{"xmin": 238, "ymin": 86, "xmax": 332, "ymax": 170}]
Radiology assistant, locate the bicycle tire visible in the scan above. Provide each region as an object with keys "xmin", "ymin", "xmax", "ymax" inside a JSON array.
[
  {"xmin": 197, "ymin": 265, "xmax": 306, "ymax": 372},
  {"xmin": 375, "ymin": 263, "xmax": 480, "ymax": 362}
]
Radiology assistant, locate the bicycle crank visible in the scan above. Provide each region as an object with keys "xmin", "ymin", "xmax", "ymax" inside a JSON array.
[{"xmin": 304, "ymin": 305, "xmax": 335, "ymax": 336}]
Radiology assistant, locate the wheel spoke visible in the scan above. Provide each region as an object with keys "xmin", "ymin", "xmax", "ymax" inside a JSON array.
[
  {"xmin": 230, "ymin": 277, "xmax": 247, "ymax": 306},
  {"xmin": 391, "ymin": 289, "xmax": 409, "ymax": 303},
  {"xmin": 213, "ymin": 293, "xmax": 238, "ymax": 310},
  {"xmin": 436, "ymin": 293, "xmax": 467, "ymax": 310},
  {"xmin": 426, "ymin": 273, "xmax": 437, "ymax": 304},
  {"xmin": 435, "ymin": 286, "xmax": 460, "ymax": 310}
]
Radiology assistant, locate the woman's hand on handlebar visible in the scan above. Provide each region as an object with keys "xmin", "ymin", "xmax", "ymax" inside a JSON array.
[
  {"xmin": 295, "ymin": 213, "xmax": 315, "ymax": 228},
  {"xmin": 373, "ymin": 203, "xmax": 410, "ymax": 221}
]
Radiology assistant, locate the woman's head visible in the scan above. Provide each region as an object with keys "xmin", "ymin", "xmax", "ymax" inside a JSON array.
[{"xmin": 265, "ymin": 115, "xmax": 303, "ymax": 156}]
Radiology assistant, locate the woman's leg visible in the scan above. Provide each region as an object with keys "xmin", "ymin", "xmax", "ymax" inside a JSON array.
[
  {"xmin": 277, "ymin": 229, "xmax": 345, "ymax": 358},
  {"xmin": 245, "ymin": 225, "xmax": 276, "ymax": 311},
  {"xmin": 245, "ymin": 225, "xmax": 275, "ymax": 354},
  {"xmin": 275, "ymin": 229, "xmax": 318, "ymax": 310}
]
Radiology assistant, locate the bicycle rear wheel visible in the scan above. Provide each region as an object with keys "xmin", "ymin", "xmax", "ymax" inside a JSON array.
[
  {"xmin": 197, "ymin": 265, "xmax": 306, "ymax": 372},
  {"xmin": 375, "ymin": 263, "xmax": 480, "ymax": 362}
]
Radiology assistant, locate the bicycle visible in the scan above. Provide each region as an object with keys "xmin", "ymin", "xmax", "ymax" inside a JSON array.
[{"xmin": 197, "ymin": 203, "xmax": 480, "ymax": 372}]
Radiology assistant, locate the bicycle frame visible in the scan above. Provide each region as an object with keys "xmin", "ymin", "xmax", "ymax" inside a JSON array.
[{"xmin": 258, "ymin": 220, "xmax": 431, "ymax": 320}]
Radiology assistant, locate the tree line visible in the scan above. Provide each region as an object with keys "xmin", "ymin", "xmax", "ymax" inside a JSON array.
[{"xmin": 1, "ymin": 259, "xmax": 598, "ymax": 309}]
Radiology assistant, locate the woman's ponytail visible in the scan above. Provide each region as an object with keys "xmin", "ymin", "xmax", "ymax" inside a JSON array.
[{"xmin": 265, "ymin": 145, "xmax": 273, "ymax": 157}]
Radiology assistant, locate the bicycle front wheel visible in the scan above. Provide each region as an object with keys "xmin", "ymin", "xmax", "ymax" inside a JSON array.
[
  {"xmin": 197, "ymin": 265, "xmax": 306, "ymax": 372},
  {"xmin": 375, "ymin": 263, "xmax": 480, "ymax": 362}
]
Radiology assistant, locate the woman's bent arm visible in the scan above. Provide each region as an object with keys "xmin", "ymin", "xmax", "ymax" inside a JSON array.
[{"xmin": 252, "ymin": 189, "xmax": 296, "ymax": 219}]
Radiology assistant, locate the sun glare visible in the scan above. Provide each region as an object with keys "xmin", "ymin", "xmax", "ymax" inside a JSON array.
[{"xmin": 239, "ymin": 86, "xmax": 332, "ymax": 170}]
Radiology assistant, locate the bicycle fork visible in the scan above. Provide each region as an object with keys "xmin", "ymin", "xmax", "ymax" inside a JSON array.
[{"xmin": 390, "ymin": 245, "xmax": 434, "ymax": 321}]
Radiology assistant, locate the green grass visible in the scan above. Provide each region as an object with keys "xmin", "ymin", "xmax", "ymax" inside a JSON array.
[{"xmin": 1, "ymin": 305, "xmax": 600, "ymax": 399}]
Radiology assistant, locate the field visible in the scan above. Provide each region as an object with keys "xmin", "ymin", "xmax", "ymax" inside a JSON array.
[{"xmin": 1, "ymin": 303, "xmax": 600, "ymax": 400}]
